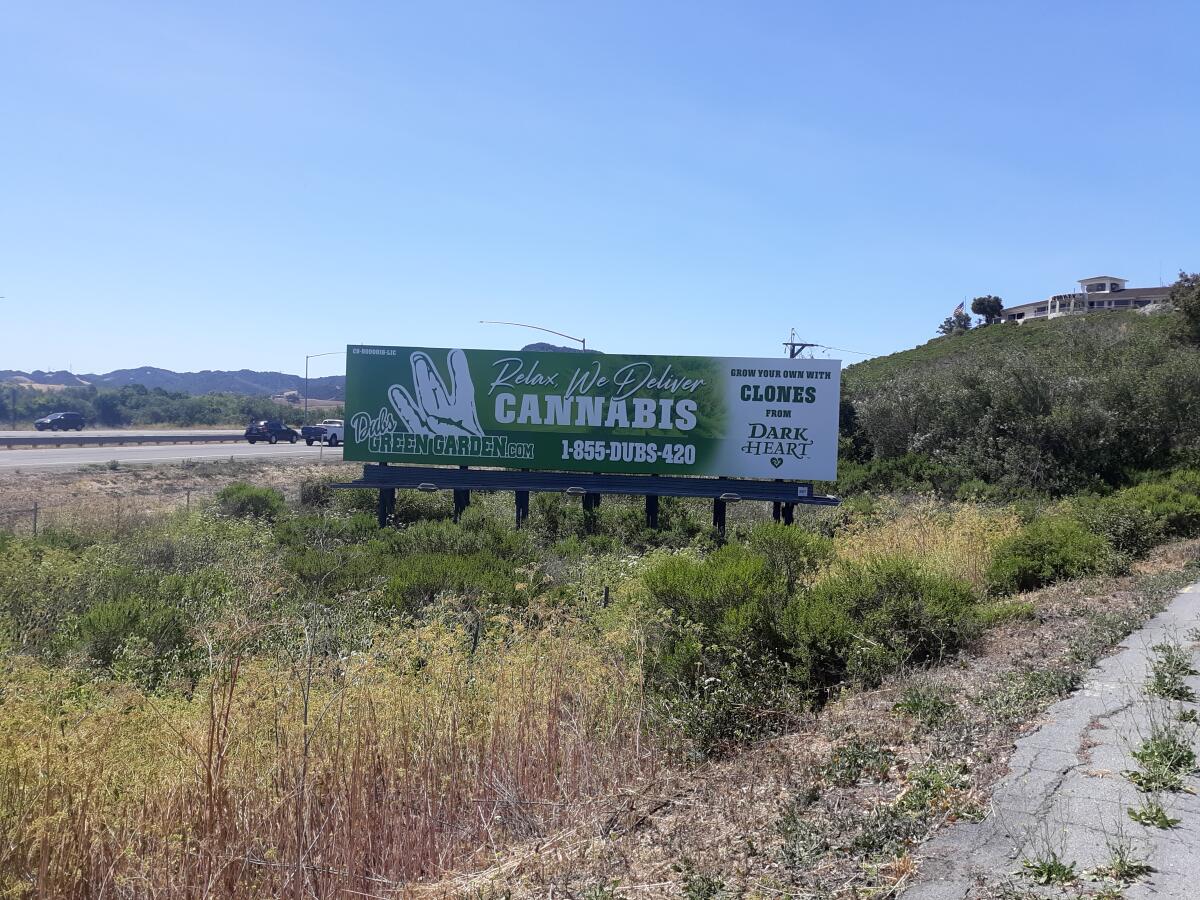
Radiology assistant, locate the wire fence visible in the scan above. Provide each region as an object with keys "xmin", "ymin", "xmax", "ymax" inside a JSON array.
[
  {"xmin": 0, "ymin": 479, "xmax": 330, "ymax": 536},
  {"xmin": 0, "ymin": 488, "xmax": 218, "ymax": 536},
  {"xmin": 0, "ymin": 454, "xmax": 358, "ymax": 536}
]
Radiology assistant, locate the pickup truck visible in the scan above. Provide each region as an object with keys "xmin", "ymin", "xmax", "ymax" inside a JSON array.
[{"xmin": 301, "ymin": 418, "xmax": 344, "ymax": 446}]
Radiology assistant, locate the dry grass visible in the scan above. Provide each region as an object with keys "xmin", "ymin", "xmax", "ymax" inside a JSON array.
[
  {"xmin": 0, "ymin": 616, "xmax": 656, "ymax": 898},
  {"xmin": 834, "ymin": 499, "xmax": 1020, "ymax": 590}
]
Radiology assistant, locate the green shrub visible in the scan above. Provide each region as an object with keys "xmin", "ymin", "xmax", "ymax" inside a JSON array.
[
  {"xmin": 642, "ymin": 545, "xmax": 776, "ymax": 652},
  {"xmin": 656, "ymin": 652, "xmax": 805, "ymax": 756},
  {"xmin": 1118, "ymin": 471, "xmax": 1200, "ymax": 538},
  {"xmin": 76, "ymin": 596, "xmax": 191, "ymax": 675},
  {"xmin": 298, "ymin": 478, "xmax": 334, "ymax": 508},
  {"xmin": 786, "ymin": 557, "xmax": 977, "ymax": 688},
  {"xmin": 381, "ymin": 551, "xmax": 518, "ymax": 615},
  {"xmin": 747, "ymin": 524, "xmax": 834, "ymax": 593},
  {"xmin": 1068, "ymin": 494, "xmax": 1164, "ymax": 557},
  {"xmin": 216, "ymin": 483, "xmax": 286, "ymax": 520},
  {"xmin": 985, "ymin": 516, "xmax": 1114, "ymax": 595},
  {"xmin": 331, "ymin": 487, "xmax": 379, "ymax": 516},
  {"xmin": 393, "ymin": 508, "xmax": 531, "ymax": 562}
]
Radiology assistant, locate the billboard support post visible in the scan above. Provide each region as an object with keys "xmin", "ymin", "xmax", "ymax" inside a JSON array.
[
  {"xmin": 453, "ymin": 466, "xmax": 471, "ymax": 521},
  {"xmin": 645, "ymin": 494, "xmax": 659, "ymax": 529},
  {"xmin": 515, "ymin": 490, "xmax": 530, "ymax": 527},
  {"xmin": 712, "ymin": 498, "xmax": 727, "ymax": 534}
]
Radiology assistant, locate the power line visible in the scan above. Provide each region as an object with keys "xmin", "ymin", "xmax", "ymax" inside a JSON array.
[
  {"xmin": 813, "ymin": 343, "xmax": 875, "ymax": 357},
  {"xmin": 783, "ymin": 329, "xmax": 877, "ymax": 359}
]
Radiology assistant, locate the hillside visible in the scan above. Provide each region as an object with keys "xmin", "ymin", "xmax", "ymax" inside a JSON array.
[
  {"xmin": 845, "ymin": 308, "xmax": 1177, "ymax": 389},
  {"xmin": 838, "ymin": 309, "xmax": 1200, "ymax": 495},
  {"xmin": 0, "ymin": 367, "xmax": 346, "ymax": 400},
  {"xmin": 0, "ymin": 342, "xmax": 590, "ymax": 398}
]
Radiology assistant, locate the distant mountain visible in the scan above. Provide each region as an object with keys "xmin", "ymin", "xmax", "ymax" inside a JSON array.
[
  {"xmin": 1, "ymin": 346, "xmax": 600, "ymax": 397},
  {"xmin": 520, "ymin": 342, "xmax": 596, "ymax": 353},
  {"xmin": 0, "ymin": 369, "xmax": 91, "ymax": 387},
  {"xmin": 1, "ymin": 367, "xmax": 345, "ymax": 399}
]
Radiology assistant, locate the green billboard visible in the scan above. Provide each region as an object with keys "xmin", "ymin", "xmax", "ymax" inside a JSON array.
[{"xmin": 344, "ymin": 345, "xmax": 840, "ymax": 480}]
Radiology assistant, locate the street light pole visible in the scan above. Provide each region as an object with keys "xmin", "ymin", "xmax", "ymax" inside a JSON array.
[
  {"xmin": 304, "ymin": 351, "xmax": 344, "ymax": 420},
  {"xmin": 479, "ymin": 320, "xmax": 587, "ymax": 351}
]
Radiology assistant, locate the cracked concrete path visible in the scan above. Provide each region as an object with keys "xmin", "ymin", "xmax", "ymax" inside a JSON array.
[{"xmin": 903, "ymin": 581, "xmax": 1200, "ymax": 899}]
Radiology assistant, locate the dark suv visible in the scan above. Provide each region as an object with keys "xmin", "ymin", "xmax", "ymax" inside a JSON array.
[
  {"xmin": 34, "ymin": 412, "xmax": 85, "ymax": 431},
  {"xmin": 244, "ymin": 420, "xmax": 299, "ymax": 444}
]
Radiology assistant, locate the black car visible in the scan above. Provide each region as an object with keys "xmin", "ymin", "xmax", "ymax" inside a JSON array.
[
  {"xmin": 244, "ymin": 420, "xmax": 300, "ymax": 444},
  {"xmin": 34, "ymin": 412, "xmax": 85, "ymax": 431}
]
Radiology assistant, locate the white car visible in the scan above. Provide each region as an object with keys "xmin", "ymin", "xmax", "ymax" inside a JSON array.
[{"xmin": 302, "ymin": 418, "xmax": 344, "ymax": 446}]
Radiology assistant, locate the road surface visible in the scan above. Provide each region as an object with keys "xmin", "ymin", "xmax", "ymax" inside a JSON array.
[
  {"xmin": 904, "ymin": 580, "xmax": 1200, "ymax": 899},
  {"xmin": 0, "ymin": 442, "xmax": 343, "ymax": 470},
  {"xmin": 0, "ymin": 428, "xmax": 242, "ymax": 439}
]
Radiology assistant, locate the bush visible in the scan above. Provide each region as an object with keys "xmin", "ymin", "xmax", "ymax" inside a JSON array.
[
  {"xmin": 1118, "ymin": 471, "xmax": 1200, "ymax": 538},
  {"xmin": 381, "ymin": 551, "xmax": 519, "ymax": 615},
  {"xmin": 217, "ymin": 483, "xmax": 286, "ymax": 520},
  {"xmin": 1067, "ymin": 494, "xmax": 1164, "ymax": 557},
  {"xmin": 985, "ymin": 516, "xmax": 1115, "ymax": 595},
  {"xmin": 785, "ymin": 557, "xmax": 977, "ymax": 688},
  {"xmin": 642, "ymin": 544, "xmax": 777, "ymax": 654},
  {"xmin": 747, "ymin": 524, "xmax": 834, "ymax": 593},
  {"xmin": 298, "ymin": 478, "xmax": 334, "ymax": 508},
  {"xmin": 76, "ymin": 596, "xmax": 191, "ymax": 676},
  {"xmin": 393, "ymin": 508, "xmax": 531, "ymax": 562}
]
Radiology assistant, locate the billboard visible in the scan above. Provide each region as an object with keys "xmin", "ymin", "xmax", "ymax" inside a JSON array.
[{"xmin": 344, "ymin": 346, "xmax": 840, "ymax": 480}]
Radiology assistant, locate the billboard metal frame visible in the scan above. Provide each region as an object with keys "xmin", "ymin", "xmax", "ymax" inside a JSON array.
[{"xmin": 335, "ymin": 463, "xmax": 840, "ymax": 534}]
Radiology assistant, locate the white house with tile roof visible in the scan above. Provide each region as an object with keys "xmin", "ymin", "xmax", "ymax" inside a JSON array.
[{"xmin": 1003, "ymin": 275, "xmax": 1170, "ymax": 322}]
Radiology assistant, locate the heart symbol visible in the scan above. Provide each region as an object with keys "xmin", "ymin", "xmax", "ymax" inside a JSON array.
[{"xmin": 770, "ymin": 457, "xmax": 784, "ymax": 469}]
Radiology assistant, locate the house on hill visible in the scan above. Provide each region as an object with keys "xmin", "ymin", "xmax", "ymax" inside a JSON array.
[{"xmin": 1004, "ymin": 275, "xmax": 1170, "ymax": 322}]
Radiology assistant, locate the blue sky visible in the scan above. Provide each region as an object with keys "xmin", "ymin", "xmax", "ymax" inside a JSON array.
[{"xmin": 2, "ymin": 1, "xmax": 1196, "ymax": 378}]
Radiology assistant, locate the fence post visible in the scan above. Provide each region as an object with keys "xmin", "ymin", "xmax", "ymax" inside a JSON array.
[
  {"xmin": 186, "ymin": 489, "xmax": 191, "ymax": 512},
  {"xmin": 645, "ymin": 494, "xmax": 659, "ymax": 529},
  {"xmin": 31, "ymin": 502, "xmax": 38, "ymax": 537}
]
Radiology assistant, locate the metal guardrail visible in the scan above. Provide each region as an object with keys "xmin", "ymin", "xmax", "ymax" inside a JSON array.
[{"xmin": 1, "ymin": 433, "xmax": 245, "ymax": 449}]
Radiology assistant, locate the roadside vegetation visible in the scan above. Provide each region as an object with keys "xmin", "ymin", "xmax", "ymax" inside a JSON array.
[
  {"xmin": 0, "ymin": 456, "xmax": 1198, "ymax": 896},
  {"xmin": 0, "ymin": 382, "xmax": 338, "ymax": 427}
]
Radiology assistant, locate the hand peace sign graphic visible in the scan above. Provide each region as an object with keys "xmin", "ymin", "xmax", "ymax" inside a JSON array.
[{"xmin": 388, "ymin": 349, "xmax": 485, "ymax": 437}]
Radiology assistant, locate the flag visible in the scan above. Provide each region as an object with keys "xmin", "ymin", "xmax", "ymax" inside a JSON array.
[{"xmin": 953, "ymin": 301, "xmax": 965, "ymax": 315}]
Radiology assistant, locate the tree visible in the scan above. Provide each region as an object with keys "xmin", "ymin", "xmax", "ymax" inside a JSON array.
[
  {"xmin": 1169, "ymin": 270, "xmax": 1200, "ymax": 343},
  {"xmin": 971, "ymin": 294, "xmax": 1004, "ymax": 325},
  {"xmin": 936, "ymin": 308, "xmax": 973, "ymax": 336}
]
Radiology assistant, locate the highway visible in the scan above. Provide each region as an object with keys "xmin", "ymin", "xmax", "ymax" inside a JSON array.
[
  {"xmin": 0, "ymin": 428, "xmax": 240, "ymax": 439},
  {"xmin": 0, "ymin": 442, "xmax": 342, "ymax": 470}
]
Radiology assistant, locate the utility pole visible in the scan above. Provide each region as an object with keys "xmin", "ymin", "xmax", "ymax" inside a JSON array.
[
  {"xmin": 783, "ymin": 328, "xmax": 816, "ymax": 359},
  {"xmin": 304, "ymin": 351, "xmax": 344, "ymax": 419}
]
